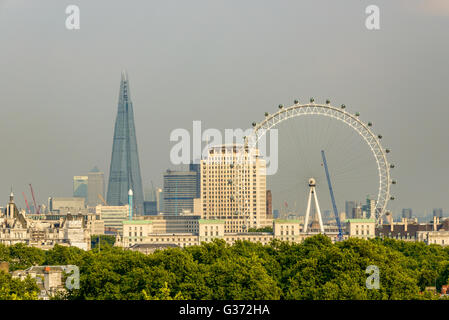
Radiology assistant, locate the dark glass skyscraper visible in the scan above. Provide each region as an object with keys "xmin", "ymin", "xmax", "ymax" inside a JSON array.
[{"xmin": 107, "ymin": 72, "xmax": 144, "ymax": 215}]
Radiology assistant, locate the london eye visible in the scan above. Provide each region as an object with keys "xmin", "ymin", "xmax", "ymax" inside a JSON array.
[{"xmin": 233, "ymin": 99, "xmax": 394, "ymax": 226}]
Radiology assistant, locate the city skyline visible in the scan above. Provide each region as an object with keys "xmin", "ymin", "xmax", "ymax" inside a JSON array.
[{"xmin": 0, "ymin": 1, "xmax": 448, "ymax": 216}]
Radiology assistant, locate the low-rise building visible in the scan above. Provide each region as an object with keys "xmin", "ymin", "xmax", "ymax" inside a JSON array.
[
  {"xmin": 116, "ymin": 218, "xmax": 347, "ymax": 250},
  {"xmin": 346, "ymin": 219, "xmax": 376, "ymax": 239},
  {"xmin": 96, "ymin": 205, "xmax": 129, "ymax": 234},
  {"xmin": 376, "ymin": 216, "xmax": 444, "ymax": 242},
  {"xmin": 0, "ymin": 193, "xmax": 91, "ymax": 250},
  {"xmin": 12, "ymin": 266, "xmax": 66, "ymax": 300}
]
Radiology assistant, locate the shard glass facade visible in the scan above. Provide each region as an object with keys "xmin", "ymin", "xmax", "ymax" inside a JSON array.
[{"xmin": 106, "ymin": 72, "xmax": 144, "ymax": 215}]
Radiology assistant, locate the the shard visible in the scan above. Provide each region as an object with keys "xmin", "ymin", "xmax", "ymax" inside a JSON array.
[{"xmin": 106, "ymin": 72, "xmax": 144, "ymax": 215}]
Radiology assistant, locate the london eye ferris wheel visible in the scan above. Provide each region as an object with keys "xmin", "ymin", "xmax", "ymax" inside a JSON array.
[{"xmin": 233, "ymin": 98, "xmax": 395, "ymax": 226}]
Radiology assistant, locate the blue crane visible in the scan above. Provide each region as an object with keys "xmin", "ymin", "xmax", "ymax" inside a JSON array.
[{"xmin": 321, "ymin": 150, "xmax": 343, "ymax": 241}]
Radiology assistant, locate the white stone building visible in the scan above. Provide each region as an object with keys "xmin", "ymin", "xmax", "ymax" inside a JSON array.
[{"xmin": 200, "ymin": 144, "xmax": 271, "ymax": 233}]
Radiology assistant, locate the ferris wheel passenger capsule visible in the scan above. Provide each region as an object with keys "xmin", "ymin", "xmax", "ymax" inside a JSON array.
[
  {"xmin": 294, "ymin": 99, "xmax": 299, "ymax": 104},
  {"xmin": 390, "ymin": 196, "xmax": 395, "ymax": 200},
  {"xmin": 390, "ymin": 164, "xmax": 395, "ymax": 168},
  {"xmin": 278, "ymin": 104, "xmax": 283, "ymax": 109},
  {"xmin": 341, "ymin": 104, "xmax": 346, "ymax": 109},
  {"xmin": 265, "ymin": 112, "xmax": 269, "ymax": 117},
  {"xmin": 310, "ymin": 98, "xmax": 315, "ymax": 103},
  {"xmin": 392, "ymin": 180, "xmax": 396, "ymax": 184},
  {"xmin": 252, "ymin": 122, "xmax": 257, "ymax": 127},
  {"xmin": 355, "ymin": 112, "xmax": 360, "ymax": 117},
  {"xmin": 386, "ymin": 149, "xmax": 390, "ymax": 153},
  {"xmin": 326, "ymin": 99, "xmax": 330, "ymax": 104},
  {"xmin": 368, "ymin": 122, "xmax": 372, "ymax": 126},
  {"xmin": 378, "ymin": 135, "xmax": 382, "ymax": 139}
]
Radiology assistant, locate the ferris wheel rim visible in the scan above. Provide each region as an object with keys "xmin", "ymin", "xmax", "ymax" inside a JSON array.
[{"xmin": 243, "ymin": 102, "xmax": 392, "ymax": 224}]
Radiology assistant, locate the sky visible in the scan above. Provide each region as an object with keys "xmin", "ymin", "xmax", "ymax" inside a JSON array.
[{"xmin": 0, "ymin": 0, "xmax": 448, "ymax": 217}]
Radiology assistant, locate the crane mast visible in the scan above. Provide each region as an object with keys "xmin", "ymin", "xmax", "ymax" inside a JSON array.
[
  {"xmin": 321, "ymin": 150, "xmax": 343, "ymax": 241},
  {"xmin": 22, "ymin": 192, "xmax": 31, "ymax": 214},
  {"xmin": 29, "ymin": 184, "xmax": 40, "ymax": 214}
]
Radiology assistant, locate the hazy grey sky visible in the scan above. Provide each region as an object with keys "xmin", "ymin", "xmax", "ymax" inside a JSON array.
[{"xmin": 0, "ymin": 0, "xmax": 448, "ymax": 217}]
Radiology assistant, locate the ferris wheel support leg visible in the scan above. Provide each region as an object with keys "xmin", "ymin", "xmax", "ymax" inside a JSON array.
[
  {"xmin": 304, "ymin": 188, "xmax": 313, "ymax": 233},
  {"xmin": 312, "ymin": 187, "xmax": 325, "ymax": 233}
]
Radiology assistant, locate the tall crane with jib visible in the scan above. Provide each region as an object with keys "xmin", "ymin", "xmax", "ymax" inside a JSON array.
[
  {"xmin": 321, "ymin": 150, "xmax": 343, "ymax": 241},
  {"xmin": 29, "ymin": 184, "xmax": 40, "ymax": 215}
]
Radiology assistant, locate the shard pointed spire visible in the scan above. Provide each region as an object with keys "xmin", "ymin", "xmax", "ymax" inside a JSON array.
[{"xmin": 107, "ymin": 72, "xmax": 144, "ymax": 215}]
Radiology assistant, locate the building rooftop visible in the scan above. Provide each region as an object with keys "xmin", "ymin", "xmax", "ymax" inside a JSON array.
[
  {"xmin": 129, "ymin": 243, "xmax": 179, "ymax": 249},
  {"xmin": 274, "ymin": 219, "xmax": 301, "ymax": 223},
  {"xmin": 346, "ymin": 219, "xmax": 376, "ymax": 223},
  {"xmin": 122, "ymin": 220, "xmax": 153, "ymax": 225},
  {"xmin": 199, "ymin": 219, "xmax": 226, "ymax": 224}
]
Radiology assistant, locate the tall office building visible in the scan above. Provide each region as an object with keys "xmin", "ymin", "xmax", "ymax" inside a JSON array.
[
  {"xmin": 433, "ymin": 208, "xmax": 443, "ymax": 219},
  {"xmin": 107, "ymin": 72, "xmax": 144, "ymax": 215},
  {"xmin": 200, "ymin": 144, "xmax": 269, "ymax": 233},
  {"xmin": 266, "ymin": 190, "xmax": 273, "ymax": 220},
  {"xmin": 402, "ymin": 208, "xmax": 412, "ymax": 219},
  {"xmin": 156, "ymin": 188, "xmax": 164, "ymax": 213},
  {"xmin": 353, "ymin": 204, "xmax": 363, "ymax": 219},
  {"xmin": 345, "ymin": 201, "xmax": 356, "ymax": 219},
  {"xmin": 87, "ymin": 166, "xmax": 105, "ymax": 207},
  {"xmin": 144, "ymin": 201, "xmax": 158, "ymax": 215},
  {"xmin": 73, "ymin": 176, "xmax": 88, "ymax": 201},
  {"xmin": 163, "ymin": 170, "xmax": 198, "ymax": 215},
  {"xmin": 96, "ymin": 205, "xmax": 129, "ymax": 234},
  {"xmin": 361, "ymin": 197, "xmax": 376, "ymax": 219},
  {"xmin": 144, "ymin": 182, "xmax": 156, "ymax": 202},
  {"xmin": 189, "ymin": 162, "xmax": 201, "ymax": 199}
]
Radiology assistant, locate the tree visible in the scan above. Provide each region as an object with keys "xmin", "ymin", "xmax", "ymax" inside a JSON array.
[{"xmin": 0, "ymin": 271, "xmax": 39, "ymax": 300}]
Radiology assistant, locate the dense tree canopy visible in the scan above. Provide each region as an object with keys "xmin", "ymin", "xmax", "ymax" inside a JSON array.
[
  {"xmin": 1, "ymin": 235, "xmax": 449, "ymax": 300},
  {"xmin": 0, "ymin": 271, "xmax": 39, "ymax": 300}
]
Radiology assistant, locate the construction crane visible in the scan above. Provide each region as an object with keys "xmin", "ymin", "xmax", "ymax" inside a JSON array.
[
  {"xmin": 29, "ymin": 184, "xmax": 40, "ymax": 214},
  {"xmin": 98, "ymin": 194, "xmax": 108, "ymax": 206},
  {"xmin": 22, "ymin": 192, "xmax": 31, "ymax": 214},
  {"xmin": 321, "ymin": 150, "xmax": 343, "ymax": 241}
]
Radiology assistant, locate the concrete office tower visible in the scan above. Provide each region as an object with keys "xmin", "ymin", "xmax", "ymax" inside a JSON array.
[
  {"xmin": 144, "ymin": 201, "xmax": 158, "ymax": 215},
  {"xmin": 107, "ymin": 72, "xmax": 144, "ymax": 215},
  {"xmin": 353, "ymin": 204, "xmax": 363, "ymax": 219},
  {"xmin": 433, "ymin": 208, "xmax": 443, "ymax": 218},
  {"xmin": 87, "ymin": 166, "xmax": 105, "ymax": 207},
  {"xmin": 266, "ymin": 190, "xmax": 273, "ymax": 220},
  {"xmin": 200, "ymin": 144, "xmax": 268, "ymax": 233},
  {"xmin": 402, "ymin": 208, "xmax": 412, "ymax": 219},
  {"xmin": 163, "ymin": 170, "xmax": 198, "ymax": 215},
  {"xmin": 345, "ymin": 201, "xmax": 356, "ymax": 219},
  {"xmin": 73, "ymin": 176, "xmax": 88, "ymax": 201},
  {"xmin": 189, "ymin": 162, "xmax": 201, "ymax": 199},
  {"xmin": 361, "ymin": 197, "xmax": 376, "ymax": 219}
]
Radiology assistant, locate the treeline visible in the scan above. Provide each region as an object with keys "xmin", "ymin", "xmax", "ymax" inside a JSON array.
[{"xmin": 1, "ymin": 235, "xmax": 449, "ymax": 300}]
